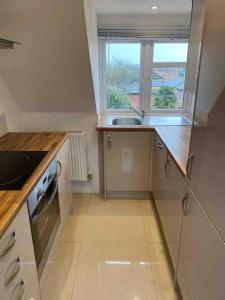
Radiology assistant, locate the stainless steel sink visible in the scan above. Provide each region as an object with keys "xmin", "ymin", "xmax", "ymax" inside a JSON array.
[{"xmin": 112, "ymin": 118, "xmax": 142, "ymax": 126}]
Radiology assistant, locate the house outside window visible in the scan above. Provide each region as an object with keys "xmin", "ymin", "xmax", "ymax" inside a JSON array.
[{"xmin": 99, "ymin": 39, "xmax": 189, "ymax": 113}]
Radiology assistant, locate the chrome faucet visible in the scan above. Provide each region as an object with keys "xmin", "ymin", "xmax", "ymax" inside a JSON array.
[{"xmin": 129, "ymin": 107, "xmax": 145, "ymax": 119}]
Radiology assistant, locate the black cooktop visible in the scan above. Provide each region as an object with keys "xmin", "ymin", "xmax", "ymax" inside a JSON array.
[{"xmin": 0, "ymin": 151, "xmax": 48, "ymax": 190}]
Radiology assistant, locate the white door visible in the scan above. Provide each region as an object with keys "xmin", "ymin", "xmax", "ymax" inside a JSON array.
[
  {"xmin": 153, "ymin": 136, "xmax": 168, "ymax": 214},
  {"xmin": 161, "ymin": 154, "xmax": 185, "ymax": 271},
  {"xmin": 153, "ymin": 137, "xmax": 185, "ymax": 273},
  {"xmin": 177, "ymin": 187, "xmax": 225, "ymax": 300},
  {"xmin": 104, "ymin": 131, "xmax": 151, "ymax": 192},
  {"xmin": 57, "ymin": 138, "xmax": 73, "ymax": 225}
]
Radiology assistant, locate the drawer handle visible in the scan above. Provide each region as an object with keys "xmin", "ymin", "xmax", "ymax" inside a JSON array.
[
  {"xmin": 164, "ymin": 158, "xmax": 170, "ymax": 177},
  {"xmin": 57, "ymin": 159, "xmax": 62, "ymax": 177},
  {"xmin": 107, "ymin": 134, "xmax": 112, "ymax": 149},
  {"xmin": 0, "ymin": 231, "xmax": 16, "ymax": 258},
  {"xmin": 11, "ymin": 279, "xmax": 25, "ymax": 300},
  {"xmin": 186, "ymin": 153, "xmax": 194, "ymax": 180},
  {"xmin": 5, "ymin": 257, "xmax": 21, "ymax": 286},
  {"xmin": 182, "ymin": 193, "xmax": 190, "ymax": 216}
]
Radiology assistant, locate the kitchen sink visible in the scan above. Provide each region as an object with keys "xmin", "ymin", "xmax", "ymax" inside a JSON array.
[{"xmin": 112, "ymin": 118, "xmax": 142, "ymax": 126}]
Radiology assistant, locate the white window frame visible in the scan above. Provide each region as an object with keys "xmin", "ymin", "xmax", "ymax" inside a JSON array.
[{"xmin": 99, "ymin": 37, "xmax": 188, "ymax": 114}]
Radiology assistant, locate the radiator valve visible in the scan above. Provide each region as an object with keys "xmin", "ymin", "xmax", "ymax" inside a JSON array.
[{"xmin": 87, "ymin": 168, "xmax": 93, "ymax": 181}]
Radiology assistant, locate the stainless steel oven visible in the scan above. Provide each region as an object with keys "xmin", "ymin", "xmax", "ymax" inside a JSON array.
[{"xmin": 27, "ymin": 159, "xmax": 60, "ymax": 278}]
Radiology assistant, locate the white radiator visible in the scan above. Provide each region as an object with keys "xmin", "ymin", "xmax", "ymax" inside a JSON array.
[{"xmin": 69, "ymin": 132, "xmax": 88, "ymax": 181}]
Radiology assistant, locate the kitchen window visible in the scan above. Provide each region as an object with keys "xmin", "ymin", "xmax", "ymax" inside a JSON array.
[{"xmin": 99, "ymin": 39, "xmax": 189, "ymax": 113}]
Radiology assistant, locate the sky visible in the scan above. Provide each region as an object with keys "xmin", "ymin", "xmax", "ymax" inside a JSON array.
[{"xmin": 107, "ymin": 42, "xmax": 188, "ymax": 64}]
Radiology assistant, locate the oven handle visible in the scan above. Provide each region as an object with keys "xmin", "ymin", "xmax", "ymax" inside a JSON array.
[{"xmin": 31, "ymin": 181, "xmax": 58, "ymax": 224}]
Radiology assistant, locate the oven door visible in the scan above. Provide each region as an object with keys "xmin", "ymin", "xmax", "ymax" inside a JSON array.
[{"xmin": 30, "ymin": 176, "xmax": 60, "ymax": 276}]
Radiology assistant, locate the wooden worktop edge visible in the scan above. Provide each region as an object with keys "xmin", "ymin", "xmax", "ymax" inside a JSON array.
[{"xmin": 154, "ymin": 129, "xmax": 187, "ymax": 178}]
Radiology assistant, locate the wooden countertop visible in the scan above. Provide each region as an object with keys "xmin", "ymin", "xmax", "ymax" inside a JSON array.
[
  {"xmin": 155, "ymin": 126, "xmax": 191, "ymax": 176},
  {"xmin": 0, "ymin": 132, "xmax": 68, "ymax": 237},
  {"xmin": 97, "ymin": 114, "xmax": 192, "ymax": 177}
]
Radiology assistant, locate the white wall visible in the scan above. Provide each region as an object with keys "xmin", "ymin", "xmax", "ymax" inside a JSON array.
[
  {"xmin": 84, "ymin": 0, "xmax": 101, "ymax": 113},
  {"xmin": 98, "ymin": 13, "xmax": 191, "ymax": 28},
  {"xmin": 0, "ymin": 76, "xmax": 22, "ymax": 132},
  {"xmin": 21, "ymin": 112, "xmax": 100, "ymax": 193},
  {"xmin": 0, "ymin": 0, "xmax": 100, "ymax": 193},
  {"xmin": 0, "ymin": 0, "xmax": 96, "ymax": 113},
  {"xmin": 194, "ymin": 0, "xmax": 225, "ymax": 121}
]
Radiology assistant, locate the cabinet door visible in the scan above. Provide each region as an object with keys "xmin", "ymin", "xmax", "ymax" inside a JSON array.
[
  {"xmin": 104, "ymin": 132, "xmax": 151, "ymax": 192},
  {"xmin": 186, "ymin": 0, "xmax": 225, "ymax": 241},
  {"xmin": 57, "ymin": 138, "xmax": 73, "ymax": 224},
  {"xmin": 177, "ymin": 187, "xmax": 225, "ymax": 300},
  {"xmin": 153, "ymin": 137, "xmax": 185, "ymax": 272},
  {"xmin": 153, "ymin": 136, "xmax": 168, "ymax": 216},
  {"xmin": 161, "ymin": 154, "xmax": 185, "ymax": 271}
]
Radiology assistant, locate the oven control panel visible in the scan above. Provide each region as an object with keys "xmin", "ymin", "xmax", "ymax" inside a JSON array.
[{"xmin": 27, "ymin": 159, "xmax": 57, "ymax": 216}]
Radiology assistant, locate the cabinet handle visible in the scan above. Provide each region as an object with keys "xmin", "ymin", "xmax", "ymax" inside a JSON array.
[
  {"xmin": 5, "ymin": 257, "xmax": 21, "ymax": 286},
  {"xmin": 164, "ymin": 158, "xmax": 170, "ymax": 177},
  {"xmin": 57, "ymin": 159, "xmax": 62, "ymax": 177},
  {"xmin": 11, "ymin": 280, "xmax": 25, "ymax": 300},
  {"xmin": 0, "ymin": 231, "xmax": 16, "ymax": 258},
  {"xmin": 182, "ymin": 193, "xmax": 191, "ymax": 216},
  {"xmin": 157, "ymin": 141, "xmax": 163, "ymax": 149},
  {"xmin": 107, "ymin": 134, "xmax": 112, "ymax": 149},
  {"xmin": 186, "ymin": 153, "xmax": 194, "ymax": 180}
]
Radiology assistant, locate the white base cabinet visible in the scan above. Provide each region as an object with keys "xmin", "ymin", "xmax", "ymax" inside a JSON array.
[
  {"xmin": 57, "ymin": 138, "xmax": 73, "ymax": 225},
  {"xmin": 177, "ymin": 187, "xmax": 225, "ymax": 300},
  {"xmin": 153, "ymin": 134, "xmax": 185, "ymax": 274},
  {"xmin": 153, "ymin": 134, "xmax": 168, "ymax": 214},
  {"xmin": 159, "ymin": 152, "xmax": 185, "ymax": 271},
  {"xmin": 104, "ymin": 131, "xmax": 151, "ymax": 194},
  {"xmin": 0, "ymin": 203, "xmax": 41, "ymax": 300}
]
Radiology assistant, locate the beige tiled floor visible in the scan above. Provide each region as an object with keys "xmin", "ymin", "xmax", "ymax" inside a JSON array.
[{"xmin": 41, "ymin": 194, "xmax": 178, "ymax": 300}]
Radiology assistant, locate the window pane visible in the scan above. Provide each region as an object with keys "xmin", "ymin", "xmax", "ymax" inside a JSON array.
[
  {"xmin": 151, "ymin": 42, "xmax": 188, "ymax": 110},
  {"xmin": 106, "ymin": 42, "xmax": 141, "ymax": 110},
  {"xmin": 153, "ymin": 43, "xmax": 188, "ymax": 63},
  {"xmin": 151, "ymin": 67, "xmax": 186, "ymax": 109}
]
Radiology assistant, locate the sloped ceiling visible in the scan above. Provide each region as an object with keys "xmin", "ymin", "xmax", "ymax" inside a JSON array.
[{"xmin": 0, "ymin": 0, "xmax": 96, "ymax": 113}]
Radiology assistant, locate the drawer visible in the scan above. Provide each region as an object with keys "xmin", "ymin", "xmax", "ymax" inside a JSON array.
[
  {"xmin": 2, "ymin": 274, "xmax": 41, "ymax": 300},
  {"xmin": 0, "ymin": 203, "xmax": 28, "ymax": 268},
  {"xmin": 1, "ymin": 277, "xmax": 25, "ymax": 300},
  {"xmin": 0, "ymin": 227, "xmax": 37, "ymax": 289}
]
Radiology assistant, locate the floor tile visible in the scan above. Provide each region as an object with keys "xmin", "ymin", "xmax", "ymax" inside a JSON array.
[
  {"xmin": 40, "ymin": 194, "xmax": 178, "ymax": 300},
  {"xmin": 140, "ymin": 199, "xmax": 154, "ymax": 206},
  {"xmin": 90, "ymin": 198, "xmax": 142, "ymax": 206},
  {"xmin": 140, "ymin": 200, "xmax": 155, "ymax": 216},
  {"xmin": 70, "ymin": 202, "xmax": 89, "ymax": 215},
  {"xmin": 142, "ymin": 213, "xmax": 163, "ymax": 244},
  {"xmin": 58, "ymin": 214, "xmax": 88, "ymax": 242},
  {"xmin": 88, "ymin": 202, "xmax": 142, "ymax": 216},
  {"xmin": 84, "ymin": 205, "xmax": 146, "ymax": 243},
  {"xmin": 70, "ymin": 194, "xmax": 91, "ymax": 211},
  {"xmin": 148, "ymin": 243, "xmax": 178, "ymax": 300},
  {"xmin": 72, "ymin": 242, "xmax": 157, "ymax": 300},
  {"xmin": 42, "ymin": 242, "xmax": 81, "ymax": 300}
]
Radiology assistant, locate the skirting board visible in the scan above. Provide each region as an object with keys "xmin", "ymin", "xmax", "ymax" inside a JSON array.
[{"xmin": 106, "ymin": 191, "xmax": 151, "ymax": 199}]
